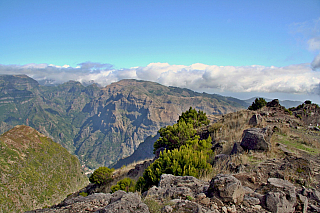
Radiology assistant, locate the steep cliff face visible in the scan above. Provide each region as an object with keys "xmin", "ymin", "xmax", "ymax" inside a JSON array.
[
  {"xmin": 0, "ymin": 125, "xmax": 88, "ymax": 212},
  {"xmin": 74, "ymin": 80, "xmax": 245, "ymax": 168},
  {"xmin": 0, "ymin": 75, "xmax": 246, "ymax": 169}
]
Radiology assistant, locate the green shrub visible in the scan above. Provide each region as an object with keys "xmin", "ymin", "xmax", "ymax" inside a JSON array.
[
  {"xmin": 142, "ymin": 145, "xmax": 212, "ymax": 191},
  {"xmin": 135, "ymin": 176, "xmax": 146, "ymax": 192},
  {"xmin": 186, "ymin": 195, "xmax": 194, "ymax": 201},
  {"xmin": 79, "ymin": 192, "xmax": 88, "ymax": 197},
  {"xmin": 284, "ymin": 108, "xmax": 292, "ymax": 115},
  {"xmin": 89, "ymin": 167, "xmax": 114, "ymax": 185},
  {"xmin": 154, "ymin": 107, "xmax": 211, "ymax": 153},
  {"xmin": 153, "ymin": 121, "xmax": 196, "ymax": 153},
  {"xmin": 110, "ymin": 177, "xmax": 135, "ymax": 193},
  {"xmin": 248, "ymin": 98, "xmax": 267, "ymax": 110},
  {"xmin": 178, "ymin": 107, "xmax": 210, "ymax": 128}
]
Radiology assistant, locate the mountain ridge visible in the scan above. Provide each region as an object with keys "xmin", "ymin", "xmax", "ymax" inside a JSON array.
[{"xmin": 0, "ymin": 75, "xmax": 247, "ymax": 169}]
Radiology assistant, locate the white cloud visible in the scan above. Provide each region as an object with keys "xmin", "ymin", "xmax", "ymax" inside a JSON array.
[
  {"xmin": 0, "ymin": 62, "xmax": 319, "ymax": 98},
  {"xmin": 308, "ymin": 37, "xmax": 320, "ymax": 51},
  {"xmin": 311, "ymin": 53, "xmax": 320, "ymax": 70}
]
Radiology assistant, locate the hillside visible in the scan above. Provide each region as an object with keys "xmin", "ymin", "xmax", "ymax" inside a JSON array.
[
  {"xmin": 30, "ymin": 100, "xmax": 320, "ymax": 212},
  {"xmin": 0, "ymin": 125, "xmax": 88, "ymax": 212},
  {"xmin": 0, "ymin": 75, "xmax": 246, "ymax": 169}
]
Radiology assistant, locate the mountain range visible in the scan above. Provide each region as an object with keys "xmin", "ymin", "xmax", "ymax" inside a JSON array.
[{"xmin": 0, "ymin": 75, "xmax": 248, "ymax": 169}]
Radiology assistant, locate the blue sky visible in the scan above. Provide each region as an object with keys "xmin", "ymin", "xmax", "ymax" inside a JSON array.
[{"xmin": 1, "ymin": 0, "xmax": 320, "ymax": 103}]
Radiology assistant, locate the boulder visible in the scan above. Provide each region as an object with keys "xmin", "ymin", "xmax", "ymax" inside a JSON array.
[
  {"xmin": 267, "ymin": 99, "xmax": 280, "ymax": 107},
  {"xmin": 240, "ymin": 127, "xmax": 273, "ymax": 152},
  {"xmin": 207, "ymin": 174, "xmax": 245, "ymax": 204},
  {"xmin": 263, "ymin": 178, "xmax": 297, "ymax": 213},
  {"xmin": 230, "ymin": 142, "xmax": 244, "ymax": 155},
  {"xmin": 249, "ymin": 114, "xmax": 263, "ymax": 126},
  {"xmin": 144, "ymin": 174, "xmax": 209, "ymax": 200},
  {"xmin": 97, "ymin": 192, "xmax": 149, "ymax": 213}
]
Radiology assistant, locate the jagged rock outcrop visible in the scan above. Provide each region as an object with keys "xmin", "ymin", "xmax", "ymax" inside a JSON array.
[
  {"xmin": 263, "ymin": 178, "xmax": 297, "ymax": 213},
  {"xmin": 248, "ymin": 114, "xmax": 263, "ymax": 126},
  {"xmin": 230, "ymin": 142, "xmax": 244, "ymax": 155},
  {"xmin": 240, "ymin": 127, "xmax": 273, "ymax": 152},
  {"xmin": 207, "ymin": 174, "xmax": 245, "ymax": 204},
  {"xmin": 144, "ymin": 174, "xmax": 209, "ymax": 200},
  {"xmin": 30, "ymin": 172, "xmax": 320, "ymax": 212},
  {"xmin": 267, "ymin": 99, "xmax": 280, "ymax": 107},
  {"xmin": 27, "ymin": 191, "xmax": 149, "ymax": 213}
]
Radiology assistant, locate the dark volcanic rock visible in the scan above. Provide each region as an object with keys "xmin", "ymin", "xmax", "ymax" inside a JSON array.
[
  {"xmin": 230, "ymin": 142, "xmax": 244, "ymax": 155},
  {"xmin": 240, "ymin": 127, "xmax": 273, "ymax": 152},
  {"xmin": 248, "ymin": 114, "xmax": 263, "ymax": 126},
  {"xmin": 267, "ymin": 99, "xmax": 280, "ymax": 107}
]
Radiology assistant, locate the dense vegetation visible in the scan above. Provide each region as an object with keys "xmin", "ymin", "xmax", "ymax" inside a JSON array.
[
  {"xmin": 111, "ymin": 177, "xmax": 136, "ymax": 193},
  {"xmin": 0, "ymin": 126, "xmax": 88, "ymax": 212},
  {"xmin": 248, "ymin": 98, "xmax": 267, "ymax": 110},
  {"xmin": 89, "ymin": 167, "xmax": 114, "ymax": 185},
  {"xmin": 138, "ymin": 107, "xmax": 213, "ymax": 191},
  {"xmin": 153, "ymin": 107, "xmax": 210, "ymax": 152}
]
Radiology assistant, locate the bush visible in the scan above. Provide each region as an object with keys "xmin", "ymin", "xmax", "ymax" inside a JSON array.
[
  {"xmin": 178, "ymin": 107, "xmax": 210, "ymax": 128},
  {"xmin": 153, "ymin": 121, "xmax": 196, "ymax": 153},
  {"xmin": 304, "ymin": 100, "xmax": 312, "ymax": 104},
  {"xmin": 79, "ymin": 192, "xmax": 88, "ymax": 197},
  {"xmin": 89, "ymin": 167, "xmax": 114, "ymax": 185},
  {"xmin": 248, "ymin": 98, "xmax": 267, "ymax": 110},
  {"xmin": 142, "ymin": 145, "xmax": 212, "ymax": 191},
  {"xmin": 154, "ymin": 107, "xmax": 210, "ymax": 153},
  {"xmin": 110, "ymin": 177, "xmax": 135, "ymax": 193},
  {"xmin": 135, "ymin": 176, "xmax": 146, "ymax": 192},
  {"xmin": 284, "ymin": 108, "xmax": 292, "ymax": 115}
]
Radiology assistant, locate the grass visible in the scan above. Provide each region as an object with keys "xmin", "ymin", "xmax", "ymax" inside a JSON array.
[{"xmin": 274, "ymin": 132, "xmax": 320, "ymax": 155}]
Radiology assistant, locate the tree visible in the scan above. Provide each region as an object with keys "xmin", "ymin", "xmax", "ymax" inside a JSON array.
[
  {"xmin": 89, "ymin": 167, "xmax": 114, "ymax": 185},
  {"xmin": 248, "ymin": 98, "xmax": 267, "ymax": 110},
  {"xmin": 153, "ymin": 121, "xmax": 197, "ymax": 153},
  {"xmin": 153, "ymin": 107, "xmax": 210, "ymax": 153},
  {"xmin": 178, "ymin": 107, "xmax": 210, "ymax": 128}
]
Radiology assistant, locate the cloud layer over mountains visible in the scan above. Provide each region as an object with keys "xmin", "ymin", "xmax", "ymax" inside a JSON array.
[{"xmin": 1, "ymin": 62, "xmax": 319, "ymax": 98}]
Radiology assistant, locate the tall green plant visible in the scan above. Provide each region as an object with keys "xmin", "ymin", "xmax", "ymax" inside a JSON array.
[
  {"xmin": 111, "ymin": 177, "xmax": 135, "ymax": 193},
  {"xmin": 248, "ymin": 98, "xmax": 267, "ymax": 110},
  {"xmin": 153, "ymin": 121, "xmax": 196, "ymax": 152},
  {"xmin": 178, "ymin": 107, "xmax": 210, "ymax": 128},
  {"xmin": 141, "ymin": 145, "xmax": 212, "ymax": 191},
  {"xmin": 89, "ymin": 166, "xmax": 114, "ymax": 185}
]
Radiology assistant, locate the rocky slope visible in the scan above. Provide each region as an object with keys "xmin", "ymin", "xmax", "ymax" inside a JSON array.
[
  {"xmin": 0, "ymin": 125, "xmax": 88, "ymax": 212},
  {"xmin": 33, "ymin": 100, "xmax": 320, "ymax": 212},
  {"xmin": 0, "ymin": 75, "xmax": 246, "ymax": 169}
]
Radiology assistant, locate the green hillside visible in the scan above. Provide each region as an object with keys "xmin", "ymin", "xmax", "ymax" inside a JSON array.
[{"xmin": 0, "ymin": 125, "xmax": 88, "ymax": 212}]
